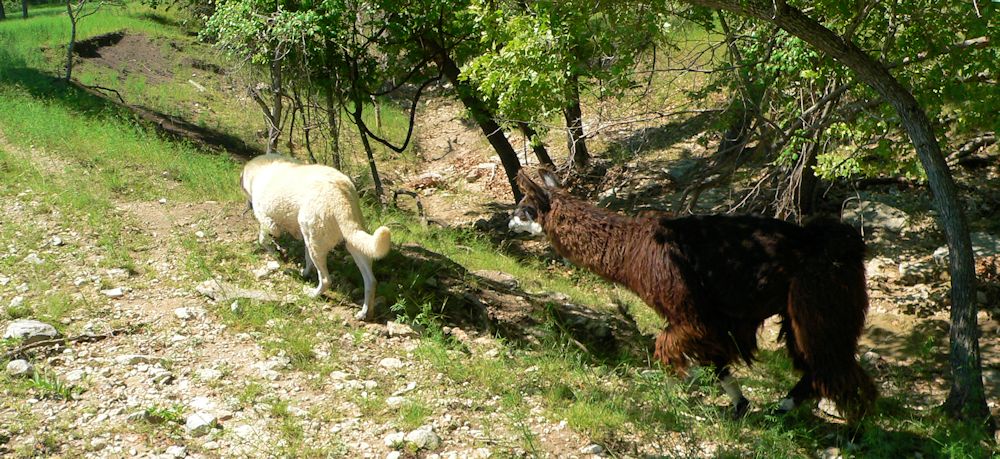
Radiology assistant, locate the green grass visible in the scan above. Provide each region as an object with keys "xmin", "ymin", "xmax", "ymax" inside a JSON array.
[{"xmin": 1, "ymin": 6, "xmax": 996, "ymax": 459}]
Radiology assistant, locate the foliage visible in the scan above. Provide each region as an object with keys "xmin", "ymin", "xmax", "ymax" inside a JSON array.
[
  {"xmin": 462, "ymin": 0, "xmax": 670, "ymax": 131},
  {"xmin": 710, "ymin": 0, "xmax": 998, "ymax": 182}
]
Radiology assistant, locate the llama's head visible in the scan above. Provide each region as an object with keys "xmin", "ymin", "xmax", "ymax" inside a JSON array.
[{"xmin": 509, "ymin": 169, "xmax": 561, "ymax": 236}]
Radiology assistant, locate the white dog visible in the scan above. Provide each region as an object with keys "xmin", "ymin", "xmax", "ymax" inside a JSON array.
[{"xmin": 241, "ymin": 154, "xmax": 391, "ymax": 321}]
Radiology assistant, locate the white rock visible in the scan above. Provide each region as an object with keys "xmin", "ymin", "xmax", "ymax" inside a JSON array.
[
  {"xmin": 15, "ymin": 283, "xmax": 28, "ymax": 293},
  {"xmin": 101, "ymin": 287, "xmax": 124, "ymax": 298},
  {"xmin": 233, "ymin": 424, "xmax": 255, "ymax": 439},
  {"xmin": 173, "ymin": 307, "xmax": 200, "ymax": 320},
  {"xmin": 4, "ymin": 319, "xmax": 60, "ymax": 344},
  {"xmin": 9, "ymin": 295, "xmax": 24, "ymax": 308},
  {"xmin": 384, "ymin": 431, "xmax": 405, "ymax": 447},
  {"xmin": 23, "ymin": 253, "xmax": 44, "ymax": 265},
  {"xmin": 88, "ymin": 437, "xmax": 108, "ymax": 451},
  {"xmin": 50, "ymin": 236, "xmax": 64, "ymax": 246},
  {"xmin": 386, "ymin": 321, "xmax": 417, "ymax": 338},
  {"xmin": 329, "ymin": 370, "xmax": 353, "ymax": 381},
  {"xmin": 165, "ymin": 445, "xmax": 187, "ymax": 458},
  {"xmin": 195, "ymin": 231, "xmax": 206, "ymax": 238},
  {"xmin": 0, "ymin": 275, "xmax": 9, "ymax": 286},
  {"xmin": 580, "ymin": 444, "xmax": 604, "ymax": 455},
  {"xmin": 379, "ymin": 357, "xmax": 404, "ymax": 369},
  {"xmin": 105, "ymin": 268, "xmax": 130, "ymax": 279},
  {"xmin": 386, "ymin": 452, "xmax": 402, "ymax": 459},
  {"xmin": 386, "ymin": 396, "xmax": 406, "ymax": 408},
  {"xmin": 65, "ymin": 369, "xmax": 86, "ymax": 382},
  {"xmin": 158, "ymin": 198, "xmax": 167, "ymax": 204},
  {"xmin": 189, "ymin": 396, "xmax": 216, "ymax": 412},
  {"xmin": 196, "ymin": 368, "xmax": 223, "ymax": 381},
  {"xmin": 6, "ymin": 359, "xmax": 34, "ymax": 378},
  {"xmin": 404, "ymin": 425, "xmax": 441, "ymax": 450},
  {"xmin": 185, "ymin": 412, "xmax": 217, "ymax": 437},
  {"xmin": 203, "ymin": 441, "xmax": 220, "ymax": 450}
]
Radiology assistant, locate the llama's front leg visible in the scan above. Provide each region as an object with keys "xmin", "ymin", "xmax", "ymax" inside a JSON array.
[
  {"xmin": 716, "ymin": 366, "xmax": 750, "ymax": 419},
  {"xmin": 776, "ymin": 373, "xmax": 816, "ymax": 414},
  {"xmin": 347, "ymin": 247, "xmax": 377, "ymax": 322}
]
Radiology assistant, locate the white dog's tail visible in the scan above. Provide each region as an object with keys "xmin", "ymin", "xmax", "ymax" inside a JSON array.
[
  {"xmin": 346, "ymin": 225, "xmax": 392, "ymax": 259},
  {"xmin": 331, "ymin": 181, "xmax": 392, "ymax": 260}
]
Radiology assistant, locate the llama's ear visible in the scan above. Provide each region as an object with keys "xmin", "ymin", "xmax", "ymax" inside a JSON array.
[
  {"xmin": 538, "ymin": 168, "xmax": 561, "ymax": 189},
  {"xmin": 517, "ymin": 169, "xmax": 549, "ymax": 200}
]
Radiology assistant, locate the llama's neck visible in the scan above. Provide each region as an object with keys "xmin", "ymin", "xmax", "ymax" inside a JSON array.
[{"xmin": 542, "ymin": 195, "xmax": 652, "ymax": 287}]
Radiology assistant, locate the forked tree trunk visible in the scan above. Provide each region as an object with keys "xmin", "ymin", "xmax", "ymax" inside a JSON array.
[
  {"xmin": 353, "ymin": 96, "xmax": 384, "ymax": 201},
  {"xmin": 683, "ymin": 0, "xmax": 987, "ymax": 426},
  {"xmin": 518, "ymin": 123, "xmax": 554, "ymax": 167},
  {"xmin": 424, "ymin": 37, "xmax": 523, "ymax": 202}
]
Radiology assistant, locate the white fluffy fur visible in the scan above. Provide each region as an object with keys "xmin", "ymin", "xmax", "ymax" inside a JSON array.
[{"xmin": 241, "ymin": 154, "xmax": 391, "ymax": 320}]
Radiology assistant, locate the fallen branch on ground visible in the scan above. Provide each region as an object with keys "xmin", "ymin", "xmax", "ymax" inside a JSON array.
[{"xmin": 3, "ymin": 324, "xmax": 145, "ymax": 361}]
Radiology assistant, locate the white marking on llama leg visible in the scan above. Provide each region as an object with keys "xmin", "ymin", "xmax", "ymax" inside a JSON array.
[
  {"xmin": 720, "ymin": 375, "xmax": 744, "ymax": 406},
  {"xmin": 778, "ymin": 397, "xmax": 796, "ymax": 412}
]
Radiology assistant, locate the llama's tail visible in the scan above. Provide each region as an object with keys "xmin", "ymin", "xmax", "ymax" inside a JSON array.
[{"xmin": 787, "ymin": 218, "xmax": 876, "ymax": 420}]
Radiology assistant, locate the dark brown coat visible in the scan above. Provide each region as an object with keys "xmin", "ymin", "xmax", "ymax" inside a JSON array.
[{"xmin": 514, "ymin": 170, "xmax": 876, "ymax": 419}]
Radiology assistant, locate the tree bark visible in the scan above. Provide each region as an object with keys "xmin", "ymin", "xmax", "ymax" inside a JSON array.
[
  {"xmin": 682, "ymin": 0, "xmax": 987, "ymax": 425},
  {"xmin": 353, "ymin": 96, "xmax": 384, "ymax": 201},
  {"xmin": 423, "ymin": 37, "xmax": 523, "ymax": 202},
  {"xmin": 267, "ymin": 45, "xmax": 283, "ymax": 154},
  {"xmin": 21, "ymin": 0, "xmax": 27, "ymax": 18},
  {"xmin": 325, "ymin": 84, "xmax": 341, "ymax": 169},
  {"xmin": 1, "ymin": 2, "xmax": 7, "ymax": 21},
  {"xmin": 64, "ymin": 2, "xmax": 77, "ymax": 82},
  {"xmin": 563, "ymin": 74, "xmax": 589, "ymax": 169},
  {"xmin": 518, "ymin": 123, "xmax": 554, "ymax": 167}
]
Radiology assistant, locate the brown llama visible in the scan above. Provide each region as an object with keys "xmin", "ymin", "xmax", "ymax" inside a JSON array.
[{"xmin": 509, "ymin": 169, "xmax": 876, "ymax": 420}]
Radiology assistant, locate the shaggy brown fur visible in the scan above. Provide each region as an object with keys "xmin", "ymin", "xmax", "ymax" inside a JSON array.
[{"xmin": 513, "ymin": 169, "xmax": 876, "ymax": 420}]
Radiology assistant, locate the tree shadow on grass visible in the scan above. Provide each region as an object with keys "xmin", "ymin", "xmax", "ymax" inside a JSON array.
[
  {"xmin": 270, "ymin": 234, "xmax": 650, "ymax": 363},
  {"xmin": 0, "ymin": 63, "xmax": 262, "ymax": 160}
]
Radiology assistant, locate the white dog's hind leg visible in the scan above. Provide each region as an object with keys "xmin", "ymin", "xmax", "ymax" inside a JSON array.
[
  {"xmin": 301, "ymin": 250, "xmax": 315, "ymax": 278},
  {"xmin": 305, "ymin": 243, "xmax": 330, "ymax": 298},
  {"xmin": 348, "ymin": 246, "xmax": 377, "ymax": 321}
]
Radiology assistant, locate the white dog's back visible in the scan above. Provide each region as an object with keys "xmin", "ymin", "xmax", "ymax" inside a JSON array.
[{"xmin": 241, "ymin": 155, "xmax": 391, "ymax": 319}]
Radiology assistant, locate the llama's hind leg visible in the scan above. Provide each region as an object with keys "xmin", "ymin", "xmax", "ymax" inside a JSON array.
[{"xmin": 716, "ymin": 366, "xmax": 750, "ymax": 419}]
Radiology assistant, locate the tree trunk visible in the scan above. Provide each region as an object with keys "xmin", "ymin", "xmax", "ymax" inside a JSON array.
[
  {"xmin": 563, "ymin": 74, "xmax": 589, "ymax": 169},
  {"xmin": 353, "ymin": 98, "xmax": 384, "ymax": 201},
  {"xmin": 325, "ymin": 84, "xmax": 341, "ymax": 169},
  {"xmin": 683, "ymin": 0, "xmax": 987, "ymax": 426},
  {"xmin": 424, "ymin": 37, "xmax": 523, "ymax": 202},
  {"xmin": 64, "ymin": 3, "xmax": 76, "ymax": 83},
  {"xmin": 518, "ymin": 123, "xmax": 554, "ymax": 167},
  {"xmin": 21, "ymin": 0, "xmax": 28, "ymax": 18},
  {"xmin": 267, "ymin": 46, "xmax": 283, "ymax": 154},
  {"xmin": 1, "ymin": 2, "xmax": 7, "ymax": 21}
]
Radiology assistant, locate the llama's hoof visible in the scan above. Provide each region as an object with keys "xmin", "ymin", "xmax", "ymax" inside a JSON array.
[
  {"xmin": 300, "ymin": 267, "xmax": 312, "ymax": 278},
  {"xmin": 354, "ymin": 307, "xmax": 373, "ymax": 322},
  {"xmin": 773, "ymin": 397, "xmax": 796, "ymax": 415},
  {"xmin": 732, "ymin": 397, "xmax": 750, "ymax": 420}
]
